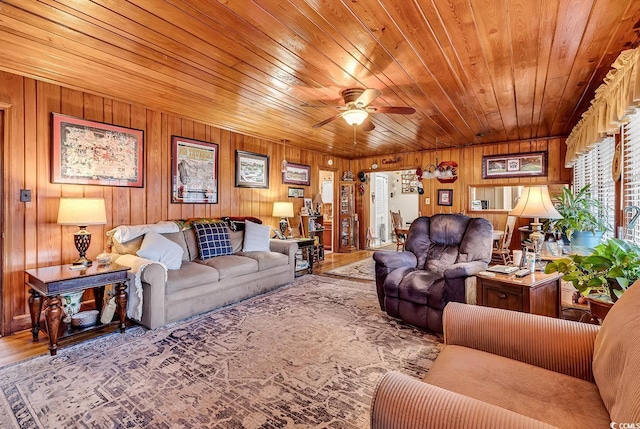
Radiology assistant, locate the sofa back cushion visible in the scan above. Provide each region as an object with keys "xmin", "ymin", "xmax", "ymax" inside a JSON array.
[
  {"xmin": 136, "ymin": 231, "xmax": 183, "ymax": 270},
  {"xmin": 593, "ymin": 280, "xmax": 640, "ymax": 421},
  {"xmin": 112, "ymin": 235, "xmax": 144, "ymax": 255},
  {"xmin": 193, "ymin": 222, "xmax": 233, "ymax": 259}
]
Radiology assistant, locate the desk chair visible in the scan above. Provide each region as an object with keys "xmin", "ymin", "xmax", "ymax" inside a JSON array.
[{"xmin": 390, "ymin": 210, "xmax": 406, "ymax": 251}]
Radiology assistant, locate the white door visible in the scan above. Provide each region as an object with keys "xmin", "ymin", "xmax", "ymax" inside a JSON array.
[{"xmin": 374, "ymin": 174, "xmax": 389, "ymax": 242}]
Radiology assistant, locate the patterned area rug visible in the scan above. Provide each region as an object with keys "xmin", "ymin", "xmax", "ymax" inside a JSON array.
[
  {"xmin": 0, "ymin": 275, "xmax": 441, "ymax": 428},
  {"xmin": 324, "ymin": 258, "xmax": 376, "ymax": 281}
]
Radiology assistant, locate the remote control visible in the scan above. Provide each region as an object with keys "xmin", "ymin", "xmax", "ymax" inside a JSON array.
[{"xmin": 514, "ymin": 269, "xmax": 531, "ymax": 277}]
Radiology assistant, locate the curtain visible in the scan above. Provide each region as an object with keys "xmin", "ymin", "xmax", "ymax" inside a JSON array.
[{"xmin": 565, "ymin": 48, "xmax": 640, "ymax": 166}]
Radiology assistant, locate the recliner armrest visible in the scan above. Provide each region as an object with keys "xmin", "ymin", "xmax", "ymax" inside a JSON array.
[
  {"xmin": 371, "ymin": 371, "xmax": 559, "ymax": 429},
  {"xmin": 443, "ymin": 261, "xmax": 487, "ymax": 279},
  {"xmin": 373, "ymin": 250, "xmax": 417, "ymax": 270},
  {"xmin": 443, "ymin": 303, "xmax": 600, "ymax": 381}
]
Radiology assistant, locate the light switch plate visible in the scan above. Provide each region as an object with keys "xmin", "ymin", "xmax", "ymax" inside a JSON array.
[{"xmin": 425, "ymin": 197, "xmax": 430, "ymax": 205}]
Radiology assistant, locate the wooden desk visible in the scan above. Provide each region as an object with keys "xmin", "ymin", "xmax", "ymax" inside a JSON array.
[
  {"xmin": 25, "ymin": 263, "xmax": 130, "ymax": 356},
  {"xmin": 477, "ymin": 271, "xmax": 561, "ymax": 318}
]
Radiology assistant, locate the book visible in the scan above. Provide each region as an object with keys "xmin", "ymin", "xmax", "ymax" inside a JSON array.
[{"xmin": 486, "ymin": 265, "xmax": 519, "ymax": 274}]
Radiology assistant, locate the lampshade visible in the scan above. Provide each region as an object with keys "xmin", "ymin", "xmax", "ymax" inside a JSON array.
[
  {"xmin": 272, "ymin": 201, "xmax": 294, "ymax": 218},
  {"xmin": 313, "ymin": 194, "xmax": 324, "ymax": 206},
  {"xmin": 342, "ymin": 109, "xmax": 368, "ymax": 126},
  {"xmin": 509, "ymin": 185, "xmax": 562, "ymax": 219},
  {"xmin": 57, "ymin": 198, "xmax": 107, "ymax": 225}
]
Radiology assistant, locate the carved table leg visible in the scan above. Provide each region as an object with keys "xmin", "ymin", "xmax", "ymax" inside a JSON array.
[
  {"xmin": 28, "ymin": 289, "xmax": 43, "ymax": 341},
  {"xmin": 93, "ymin": 286, "xmax": 105, "ymax": 314},
  {"xmin": 115, "ymin": 281, "xmax": 128, "ymax": 333},
  {"xmin": 44, "ymin": 296, "xmax": 62, "ymax": 356}
]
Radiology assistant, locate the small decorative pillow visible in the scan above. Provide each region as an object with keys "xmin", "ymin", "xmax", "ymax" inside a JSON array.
[
  {"xmin": 136, "ymin": 231, "xmax": 184, "ymax": 270},
  {"xmin": 242, "ymin": 219, "xmax": 271, "ymax": 252},
  {"xmin": 193, "ymin": 222, "xmax": 233, "ymax": 259}
]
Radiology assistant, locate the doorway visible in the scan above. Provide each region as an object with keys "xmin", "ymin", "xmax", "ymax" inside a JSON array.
[
  {"xmin": 368, "ymin": 170, "xmax": 420, "ymax": 247},
  {"xmin": 319, "ymin": 169, "xmax": 334, "ymax": 253}
]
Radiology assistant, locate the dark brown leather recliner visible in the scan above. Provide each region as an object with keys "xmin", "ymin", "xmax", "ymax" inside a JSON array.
[{"xmin": 373, "ymin": 214, "xmax": 493, "ymax": 332}]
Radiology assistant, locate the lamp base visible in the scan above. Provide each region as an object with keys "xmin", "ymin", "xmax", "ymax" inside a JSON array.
[
  {"xmin": 279, "ymin": 218, "xmax": 288, "ymax": 239},
  {"xmin": 72, "ymin": 257, "xmax": 92, "ymax": 267}
]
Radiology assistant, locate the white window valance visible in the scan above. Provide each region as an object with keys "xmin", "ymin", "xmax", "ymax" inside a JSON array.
[{"xmin": 565, "ymin": 47, "xmax": 640, "ymax": 166}]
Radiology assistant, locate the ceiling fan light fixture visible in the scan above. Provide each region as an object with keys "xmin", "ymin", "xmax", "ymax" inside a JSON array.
[{"xmin": 342, "ymin": 109, "xmax": 368, "ymax": 126}]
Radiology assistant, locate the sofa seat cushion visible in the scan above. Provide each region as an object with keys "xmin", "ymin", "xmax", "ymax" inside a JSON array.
[
  {"xmin": 237, "ymin": 251, "xmax": 288, "ymax": 271},
  {"xmin": 195, "ymin": 255, "xmax": 258, "ymax": 279},
  {"xmin": 423, "ymin": 345, "xmax": 610, "ymax": 429},
  {"xmin": 384, "ymin": 269, "xmax": 445, "ymax": 307},
  {"xmin": 166, "ymin": 261, "xmax": 219, "ymax": 294}
]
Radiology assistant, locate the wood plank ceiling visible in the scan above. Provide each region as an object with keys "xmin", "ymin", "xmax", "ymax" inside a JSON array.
[{"xmin": 0, "ymin": 0, "xmax": 639, "ymax": 158}]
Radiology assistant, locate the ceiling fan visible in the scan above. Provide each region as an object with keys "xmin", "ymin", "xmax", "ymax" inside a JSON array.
[{"xmin": 303, "ymin": 88, "xmax": 416, "ymax": 131}]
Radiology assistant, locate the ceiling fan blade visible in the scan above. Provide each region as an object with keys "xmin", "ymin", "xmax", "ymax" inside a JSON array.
[
  {"xmin": 301, "ymin": 103, "xmax": 341, "ymax": 108},
  {"xmin": 354, "ymin": 88, "xmax": 382, "ymax": 107},
  {"xmin": 312, "ymin": 113, "xmax": 343, "ymax": 128},
  {"xmin": 362, "ymin": 116, "xmax": 375, "ymax": 131},
  {"xmin": 370, "ymin": 106, "xmax": 416, "ymax": 115}
]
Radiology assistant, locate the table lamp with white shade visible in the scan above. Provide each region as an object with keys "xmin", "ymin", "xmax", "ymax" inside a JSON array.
[
  {"xmin": 509, "ymin": 185, "xmax": 562, "ymax": 269},
  {"xmin": 57, "ymin": 197, "xmax": 107, "ymax": 266},
  {"xmin": 272, "ymin": 201, "xmax": 294, "ymax": 238}
]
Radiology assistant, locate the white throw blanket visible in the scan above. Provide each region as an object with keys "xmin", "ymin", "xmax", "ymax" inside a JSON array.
[
  {"xmin": 108, "ymin": 221, "xmax": 179, "ymax": 243},
  {"xmin": 115, "ymin": 254, "xmax": 167, "ymax": 321}
]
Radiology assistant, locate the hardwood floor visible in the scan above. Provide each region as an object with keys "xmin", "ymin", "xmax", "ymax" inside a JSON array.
[{"xmin": 0, "ymin": 249, "xmax": 374, "ymax": 367}]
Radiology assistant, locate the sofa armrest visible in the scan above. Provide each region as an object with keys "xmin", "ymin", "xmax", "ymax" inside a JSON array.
[
  {"xmin": 443, "ymin": 303, "xmax": 600, "ymax": 381},
  {"xmin": 371, "ymin": 371, "xmax": 559, "ymax": 429},
  {"xmin": 269, "ymin": 239, "xmax": 299, "ymax": 256},
  {"xmin": 444, "ymin": 260, "xmax": 487, "ymax": 279}
]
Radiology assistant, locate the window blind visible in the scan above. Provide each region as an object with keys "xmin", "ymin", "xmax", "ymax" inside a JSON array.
[{"xmin": 623, "ymin": 111, "xmax": 640, "ymax": 243}]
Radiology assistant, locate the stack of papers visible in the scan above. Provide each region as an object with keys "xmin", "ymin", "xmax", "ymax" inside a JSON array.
[{"xmin": 486, "ymin": 265, "xmax": 519, "ymax": 274}]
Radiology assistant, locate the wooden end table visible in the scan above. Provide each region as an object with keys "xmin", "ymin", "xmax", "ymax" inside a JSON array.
[
  {"xmin": 25, "ymin": 263, "xmax": 130, "ymax": 356},
  {"xmin": 476, "ymin": 270, "xmax": 561, "ymax": 318}
]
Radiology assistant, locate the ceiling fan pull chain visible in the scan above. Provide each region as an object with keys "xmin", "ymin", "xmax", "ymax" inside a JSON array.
[{"xmin": 353, "ymin": 123, "xmax": 357, "ymax": 146}]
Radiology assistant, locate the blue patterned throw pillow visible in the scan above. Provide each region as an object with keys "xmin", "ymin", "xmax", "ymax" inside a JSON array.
[{"xmin": 193, "ymin": 222, "xmax": 233, "ymax": 259}]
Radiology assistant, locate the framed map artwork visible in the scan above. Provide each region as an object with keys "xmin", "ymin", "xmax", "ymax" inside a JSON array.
[
  {"xmin": 171, "ymin": 136, "xmax": 219, "ymax": 203},
  {"xmin": 51, "ymin": 113, "xmax": 144, "ymax": 187}
]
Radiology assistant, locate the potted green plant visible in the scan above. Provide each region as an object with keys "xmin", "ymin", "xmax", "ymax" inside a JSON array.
[
  {"xmin": 546, "ymin": 184, "xmax": 609, "ymax": 248},
  {"xmin": 545, "ymin": 238, "xmax": 640, "ymax": 318}
]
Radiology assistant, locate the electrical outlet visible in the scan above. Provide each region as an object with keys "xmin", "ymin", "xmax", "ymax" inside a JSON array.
[
  {"xmin": 20, "ymin": 189, "xmax": 31, "ymax": 202},
  {"xmin": 425, "ymin": 197, "xmax": 430, "ymax": 205}
]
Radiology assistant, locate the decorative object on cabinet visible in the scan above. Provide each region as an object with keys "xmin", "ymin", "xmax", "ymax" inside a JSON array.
[
  {"xmin": 288, "ymin": 187, "xmax": 304, "ymax": 198},
  {"xmin": 339, "ymin": 181, "xmax": 359, "ymax": 252},
  {"xmin": 303, "ymin": 198, "xmax": 313, "ymax": 215},
  {"xmin": 313, "ymin": 194, "xmax": 324, "ymax": 214},
  {"xmin": 509, "ymin": 185, "xmax": 562, "ymax": 269},
  {"xmin": 437, "ymin": 189, "xmax": 453, "ymax": 206},
  {"xmin": 171, "ymin": 136, "xmax": 218, "ymax": 203},
  {"xmin": 235, "ymin": 150, "xmax": 270, "ymax": 188},
  {"xmin": 272, "ymin": 201, "xmax": 294, "ymax": 238},
  {"xmin": 282, "ymin": 162, "xmax": 311, "ymax": 186},
  {"xmin": 51, "ymin": 113, "xmax": 144, "ymax": 187},
  {"xmin": 482, "ymin": 151, "xmax": 547, "ymax": 179},
  {"xmin": 57, "ymin": 197, "xmax": 107, "ymax": 266}
]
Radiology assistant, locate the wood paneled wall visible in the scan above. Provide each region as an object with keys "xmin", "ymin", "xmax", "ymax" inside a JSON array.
[
  {"xmin": 0, "ymin": 71, "xmax": 348, "ymax": 335},
  {"xmin": 349, "ymin": 138, "xmax": 572, "ymax": 249}
]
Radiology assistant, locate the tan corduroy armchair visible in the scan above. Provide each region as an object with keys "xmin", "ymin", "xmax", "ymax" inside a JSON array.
[{"xmin": 370, "ymin": 280, "xmax": 640, "ymax": 428}]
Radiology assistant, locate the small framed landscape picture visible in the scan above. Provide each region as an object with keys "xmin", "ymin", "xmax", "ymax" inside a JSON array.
[
  {"xmin": 288, "ymin": 187, "xmax": 304, "ymax": 198},
  {"xmin": 235, "ymin": 150, "xmax": 270, "ymax": 188},
  {"xmin": 282, "ymin": 162, "xmax": 311, "ymax": 186},
  {"xmin": 438, "ymin": 189, "xmax": 453, "ymax": 206}
]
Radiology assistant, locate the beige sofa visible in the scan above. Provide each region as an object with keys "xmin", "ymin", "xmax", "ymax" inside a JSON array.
[
  {"xmin": 370, "ymin": 280, "xmax": 640, "ymax": 428},
  {"xmin": 108, "ymin": 218, "xmax": 298, "ymax": 329}
]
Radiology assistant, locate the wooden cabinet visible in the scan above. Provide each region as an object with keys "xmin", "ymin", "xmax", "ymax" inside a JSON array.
[
  {"xmin": 299, "ymin": 214, "xmax": 324, "ymax": 262},
  {"xmin": 338, "ymin": 182, "xmax": 358, "ymax": 252},
  {"xmin": 476, "ymin": 272, "xmax": 561, "ymax": 318}
]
